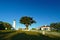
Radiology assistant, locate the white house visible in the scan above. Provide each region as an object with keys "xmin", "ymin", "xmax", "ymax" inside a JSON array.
[{"xmin": 40, "ymin": 25, "xmax": 51, "ymax": 31}]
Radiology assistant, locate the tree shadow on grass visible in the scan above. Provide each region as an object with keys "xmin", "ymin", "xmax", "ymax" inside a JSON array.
[
  {"xmin": 10, "ymin": 33, "xmax": 60, "ymax": 40},
  {"xmin": 0, "ymin": 30, "xmax": 16, "ymax": 40}
]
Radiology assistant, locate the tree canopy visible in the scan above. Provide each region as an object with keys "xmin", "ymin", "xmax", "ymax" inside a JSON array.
[
  {"xmin": 50, "ymin": 22, "xmax": 60, "ymax": 30},
  {"xmin": 0, "ymin": 21, "xmax": 12, "ymax": 30},
  {"xmin": 19, "ymin": 16, "xmax": 36, "ymax": 30}
]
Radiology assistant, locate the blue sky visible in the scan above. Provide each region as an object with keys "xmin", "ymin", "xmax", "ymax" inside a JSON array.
[{"xmin": 0, "ymin": 0, "xmax": 60, "ymax": 29}]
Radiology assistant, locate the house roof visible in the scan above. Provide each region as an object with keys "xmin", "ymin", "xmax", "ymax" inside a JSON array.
[{"xmin": 40, "ymin": 25, "xmax": 50, "ymax": 28}]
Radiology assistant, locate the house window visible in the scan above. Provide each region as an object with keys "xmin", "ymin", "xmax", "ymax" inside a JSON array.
[{"xmin": 44, "ymin": 28, "xmax": 48, "ymax": 30}]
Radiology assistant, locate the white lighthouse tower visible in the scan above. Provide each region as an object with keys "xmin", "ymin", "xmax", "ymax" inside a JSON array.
[{"xmin": 13, "ymin": 19, "xmax": 16, "ymax": 29}]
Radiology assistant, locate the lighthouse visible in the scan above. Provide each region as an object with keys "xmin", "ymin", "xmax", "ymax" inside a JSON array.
[{"xmin": 13, "ymin": 19, "xmax": 16, "ymax": 29}]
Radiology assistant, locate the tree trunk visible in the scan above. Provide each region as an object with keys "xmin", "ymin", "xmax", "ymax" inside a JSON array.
[{"xmin": 25, "ymin": 24, "xmax": 29, "ymax": 30}]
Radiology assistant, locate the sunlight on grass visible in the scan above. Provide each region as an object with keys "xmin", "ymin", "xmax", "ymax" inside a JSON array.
[
  {"xmin": 23, "ymin": 31, "xmax": 40, "ymax": 36},
  {"xmin": 45, "ymin": 31, "xmax": 60, "ymax": 38}
]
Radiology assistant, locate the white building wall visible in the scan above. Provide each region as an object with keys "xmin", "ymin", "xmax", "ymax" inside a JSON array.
[
  {"xmin": 41, "ymin": 28, "xmax": 44, "ymax": 30},
  {"xmin": 13, "ymin": 20, "xmax": 16, "ymax": 28},
  {"xmin": 41, "ymin": 27, "xmax": 51, "ymax": 31}
]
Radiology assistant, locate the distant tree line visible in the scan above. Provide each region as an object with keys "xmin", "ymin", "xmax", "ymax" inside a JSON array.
[
  {"xmin": 0, "ymin": 16, "xmax": 60, "ymax": 31},
  {"xmin": 0, "ymin": 21, "xmax": 12, "ymax": 30}
]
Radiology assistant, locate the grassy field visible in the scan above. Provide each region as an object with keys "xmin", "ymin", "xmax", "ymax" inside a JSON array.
[{"xmin": 0, "ymin": 30, "xmax": 60, "ymax": 40}]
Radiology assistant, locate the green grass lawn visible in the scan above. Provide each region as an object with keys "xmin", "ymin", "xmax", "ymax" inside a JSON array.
[{"xmin": 0, "ymin": 30, "xmax": 60, "ymax": 40}]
